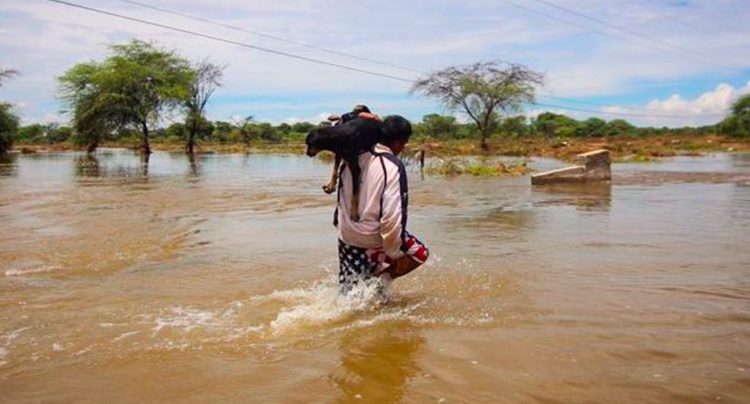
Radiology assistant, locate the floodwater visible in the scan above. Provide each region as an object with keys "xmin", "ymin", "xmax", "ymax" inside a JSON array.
[{"xmin": 1, "ymin": 149, "xmax": 749, "ymax": 403}]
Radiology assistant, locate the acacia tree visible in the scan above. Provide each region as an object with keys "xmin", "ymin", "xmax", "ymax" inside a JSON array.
[
  {"xmin": 719, "ymin": 94, "xmax": 750, "ymax": 138},
  {"xmin": 59, "ymin": 40, "xmax": 193, "ymax": 154},
  {"xmin": 0, "ymin": 67, "xmax": 20, "ymax": 155},
  {"xmin": 411, "ymin": 61, "xmax": 543, "ymax": 150},
  {"xmin": 59, "ymin": 62, "xmax": 123, "ymax": 152},
  {"xmin": 184, "ymin": 59, "xmax": 223, "ymax": 154},
  {"xmin": 0, "ymin": 103, "xmax": 19, "ymax": 155}
]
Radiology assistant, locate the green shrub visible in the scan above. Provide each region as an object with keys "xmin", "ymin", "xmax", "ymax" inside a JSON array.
[
  {"xmin": 0, "ymin": 103, "xmax": 19, "ymax": 154},
  {"xmin": 426, "ymin": 157, "xmax": 530, "ymax": 176}
]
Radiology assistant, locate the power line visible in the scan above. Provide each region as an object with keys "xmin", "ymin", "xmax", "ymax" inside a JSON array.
[
  {"xmin": 109, "ymin": 2, "xmax": 718, "ymax": 118},
  {"xmin": 496, "ymin": 0, "xmax": 639, "ymax": 45},
  {"xmin": 42, "ymin": 0, "xmax": 727, "ymax": 120},
  {"xmin": 112, "ymin": 0, "xmax": 423, "ymax": 74},
  {"xmin": 118, "ymin": 0, "xmax": 725, "ymax": 102},
  {"xmin": 494, "ymin": 0, "xmax": 735, "ymax": 78},
  {"xmin": 539, "ymin": 92, "xmax": 653, "ymax": 113},
  {"xmin": 121, "ymin": 0, "xmax": 665, "ymax": 116},
  {"xmin": 532, "ymin": 102, "xmax": 726, "ymax": 120},
  {"xmin": 498, "ymin": 0, "xmax": 737, "ymax": 70},
  {"xmin": 45, "ymin": 0, "xmax": 414, "ymax": 83},
  {"xmin": 527, "ymin": 0, "xmax": 738, "ymax": 71},
  {"xmin": 499, "ymin": 63, "xmax": 723, "ymax": 117}
]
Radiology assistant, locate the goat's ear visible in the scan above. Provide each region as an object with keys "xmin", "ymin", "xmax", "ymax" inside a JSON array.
[
  {"xmin": 305, "ymin": 128, "xmax": 318, "ymax": 143},
  {"xmin": 314, "ymin": 125, "xmax": 336, "ymax": 136}
]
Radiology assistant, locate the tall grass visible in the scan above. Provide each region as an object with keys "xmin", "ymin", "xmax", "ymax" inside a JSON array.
[{"xmin": 425, "ymin": 157, "xmax": 531, "ymax": 176}]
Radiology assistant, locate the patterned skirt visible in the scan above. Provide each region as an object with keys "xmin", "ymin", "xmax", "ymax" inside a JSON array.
[
  {"xmin": 338, "ymin": 239, "xmax": 379, "ymax": 287},
  {"xmin": 338, "ymin": 232, "xmax": 429, "ymax": 288}
]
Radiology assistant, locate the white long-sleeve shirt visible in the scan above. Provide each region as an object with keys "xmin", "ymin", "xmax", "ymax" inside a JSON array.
[{"xmin": 336, "ymin": 144, "xmax": 408, "ymax": 259}]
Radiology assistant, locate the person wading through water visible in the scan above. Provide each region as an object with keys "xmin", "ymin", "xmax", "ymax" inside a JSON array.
[{"xmin": 335, "ymin": 113, "xmax": 429, "ymax": 294}]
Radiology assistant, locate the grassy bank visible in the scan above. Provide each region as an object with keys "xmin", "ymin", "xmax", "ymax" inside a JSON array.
[
  {"xmin": 424, "ymin": 157, "xmax": 531, "ymax": 177},
  {"xmin": 408, "ymin": 134, "xmax": 750, "ymax": 162}
]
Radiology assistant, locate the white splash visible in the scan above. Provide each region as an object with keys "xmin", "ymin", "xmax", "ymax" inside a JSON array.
[
  {"xmin": 0, "ymin": 326, "xmax": 33, "ymax": 366},
  {"xmin": 269, "ymin": 277, "xmax": 391, "ymax": 334},
  {"xmin": 4, "ymin": 265, "xmax": 58, "ymax": 276},
  {"xmin": 112, "ymin": 331, "xmax": 140, "ymax": 342},
  {"xmin": 72, "ymin": 346, "xmax": 93, "ymax": 356},
  {"xmin": 4, "ymin": 326, "xmax": 32, "ymax": 341},
  {"xmin": 147, "ymin": 303, "xmax": 262, "ymax": 340},
  {"xmin": 151, "ymin": 307, "xmax": 221, "ymax": 336},
  {"xmin": 98, "ymin": 322, "xmax": 128, "ymax": 328}
]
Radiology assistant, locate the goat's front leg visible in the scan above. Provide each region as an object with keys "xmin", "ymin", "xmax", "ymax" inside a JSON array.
[
  {"xmin": 323, "ymin": 154, "xmax": 341, "ymax": 194},
  {"xmin": 344, "ymin": 156, "xmax": 362, "ymax": 222}
]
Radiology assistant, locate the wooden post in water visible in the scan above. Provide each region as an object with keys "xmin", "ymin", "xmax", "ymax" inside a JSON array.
[{"xmin": 416, "ymin": 148, "xmax": 425, "ymax": 175}]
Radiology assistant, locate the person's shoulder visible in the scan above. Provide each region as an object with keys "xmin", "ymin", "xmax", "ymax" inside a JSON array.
[
  {"xmin": 374, "ymin": 147, "xmax": 404, "ymax": 170},
  {"xmin": 371, "ymin": 143, "xmax": 390, "ymax": 155},
  {"xmin": 372, "ymin": 144, "xmax": 400, "ymax": 160},
  {"xmin": 377, "ymin": 154, "xmax": 406, "ymax": 187}
]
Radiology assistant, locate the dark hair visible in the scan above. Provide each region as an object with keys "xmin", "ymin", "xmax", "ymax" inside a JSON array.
[
  {"xmin": 352, "ymin": 104, "xmax": 370, "ymax": 114},
  {"xmin": 381, "ymin": 115, "xmax": 412, "ymax": 143},
  {"xmin": 341, "ymin": 105, "xmax": 371, "ymax": 123}
]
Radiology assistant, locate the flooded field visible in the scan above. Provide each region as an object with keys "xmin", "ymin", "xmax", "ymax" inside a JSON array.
[{"xmin": 1, "ymin": 149, "xmax": 749, "ymax": 403}]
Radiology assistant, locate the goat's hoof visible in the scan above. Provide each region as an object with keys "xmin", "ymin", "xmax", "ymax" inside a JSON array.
[
  {"xmin": 322, "ymin": 184, "xmax": 336, "ymax": 194},
  {"xmin": 350, "ymin": 212, "xmax": 360, "ymax": 222}
]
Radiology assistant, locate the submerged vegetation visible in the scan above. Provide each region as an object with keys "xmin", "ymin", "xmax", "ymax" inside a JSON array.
[{"xmin": 426, "ymin": 157, "xmax": 531, "ymax": 176}]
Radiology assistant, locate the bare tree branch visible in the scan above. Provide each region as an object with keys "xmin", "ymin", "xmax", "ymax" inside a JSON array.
[
  {"xmin": 185, "ymin": 58, "xmax": 225, "ymax": 154},
  {"xmin": 0, "ymin": 67, "xmax": 19, "ymax": 88}
]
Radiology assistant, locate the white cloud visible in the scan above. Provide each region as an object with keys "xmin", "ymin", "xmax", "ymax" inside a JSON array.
[
  {"xmin": 282, "ymin": 112, "xmax": 333, "ymax": 125},
  {"xmin": 599, "ymin": 81, "xmax": 750, "ymax": 127},
  {"xmin": 645, "ymin": 82, "xmax": 750, "ymax": 115},
  {"xmin": 42, "ymin": 112, "xmax": 64, "ymax": 123},
  {"xmin": 1, "ymin": 0, "xmax": 749, "ymax": 126}
]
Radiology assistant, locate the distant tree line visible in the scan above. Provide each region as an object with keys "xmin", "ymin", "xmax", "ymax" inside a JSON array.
[
  {"xmin": 410, "ymin": 111, "xmax": 733, "ymax": 139},
  {"xmin": 8, "ymin": 119, "xmax": 320, "ymax": 146},
  {"xmin": 3, "ymin": 49, "xmax": 749, "ymax": 157},
  {"xmin": 8, "ymin": 107, "xmax": 745, "ymax": 148}
]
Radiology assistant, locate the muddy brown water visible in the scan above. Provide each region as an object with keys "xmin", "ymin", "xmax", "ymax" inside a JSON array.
[{"xmin": 1, "ymin": 150, "xmax": 749, "ymax": 403}]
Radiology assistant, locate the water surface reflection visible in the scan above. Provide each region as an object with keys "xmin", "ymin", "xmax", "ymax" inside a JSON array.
[
  {"xmin": 533, "ymin": 182, "xmax": 612, "ymax": 212},
  {"xmin": 331, "ymin": 323, "xmax": 424, "ymax": 403},
  {"xmin": 1, "ymin": 150, "xmax": 749, "ymax": 403},
  {"xmin": 0, "ymin": 154, "xmax": 17, "ymax": 177}
]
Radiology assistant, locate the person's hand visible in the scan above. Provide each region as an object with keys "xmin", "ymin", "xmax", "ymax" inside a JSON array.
[
  {"xmin": 388, "ymin": 256, "xmax": 422, "ymax": 279},
  {"xmin": 358, "ymin": 112, "xmax": 381, "ymax": 122}
]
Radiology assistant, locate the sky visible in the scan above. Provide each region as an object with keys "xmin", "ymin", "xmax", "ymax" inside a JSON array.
[{"xmin": 0, "ymin": 0, "xmax": 749, "ymax": 128}]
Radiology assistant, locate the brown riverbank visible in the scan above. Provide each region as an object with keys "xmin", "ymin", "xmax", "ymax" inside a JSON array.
[
  {"xmin": 11, "ymin": 134, "xmax": 750, "ymax": 162},
  {"xmin": 409, "ymin": 134, "xmax": 750, "ymax": 162}
]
